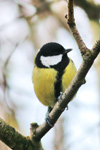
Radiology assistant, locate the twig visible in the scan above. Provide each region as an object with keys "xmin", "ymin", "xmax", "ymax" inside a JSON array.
[
  {"xmin": 2, "ymin": 37, "xmax": 28, "ymax": 109},
  {"xmin": 92, "ymin": 38, "xmax": 100, "ymax": 58},
  {"xmin": 65, "ymin": 0, "xmax": 89, "ymax": 58}
]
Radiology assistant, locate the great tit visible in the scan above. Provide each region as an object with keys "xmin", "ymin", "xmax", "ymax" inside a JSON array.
[{"xmin": 32, "ymin": 42, "xmax": 77, "ymax": 111}]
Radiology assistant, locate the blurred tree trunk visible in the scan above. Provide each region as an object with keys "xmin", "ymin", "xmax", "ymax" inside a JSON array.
[
  {"xmin": 53, "ymin": 117, "xmax": 65, "ymax": 150},
  {"xmin": 91, "ymin": 21, "xmax": 100, "ymax": 141},
  {"xmin": 94, "ymin": 55, "xmax": 100, "ymax": 140}
]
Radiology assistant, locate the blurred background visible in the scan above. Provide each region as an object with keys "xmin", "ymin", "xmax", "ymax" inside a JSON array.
[{"xmin": 0, "ymin": 0, "xmax": 100, "ymax": 150}]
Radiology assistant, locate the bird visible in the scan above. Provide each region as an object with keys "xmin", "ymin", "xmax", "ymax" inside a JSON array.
[{"xmin": 32, "ymin": 42, "xmax": 77, "ymax": 123}]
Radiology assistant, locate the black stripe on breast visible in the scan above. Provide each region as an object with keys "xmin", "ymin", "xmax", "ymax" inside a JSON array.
[
  {"xmin": 54, "ymin": 71, "xmax": 64, "ymax": 99},
  {"xmin": 51, "ymin": 54, "xmax": 69, "ymax": 101}
]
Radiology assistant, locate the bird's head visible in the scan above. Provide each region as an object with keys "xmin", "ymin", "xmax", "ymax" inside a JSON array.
[{"xmin": 35, "ymin": 42, "xmax": 72, "ymax": 68}]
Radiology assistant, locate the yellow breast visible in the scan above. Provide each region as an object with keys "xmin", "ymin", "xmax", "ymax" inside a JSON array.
[
  {"xmin": 32, "ymin": 67, "xmax": 57, "ymax": 107},
  {"xmin": 62, "ymin": 59, "xmax": 77, "ymax": 92}
]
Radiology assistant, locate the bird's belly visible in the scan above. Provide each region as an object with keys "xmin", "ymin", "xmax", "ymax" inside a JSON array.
[{"xmin": 32, "ymin": 67, "xmax": 57, "ymax": 107}]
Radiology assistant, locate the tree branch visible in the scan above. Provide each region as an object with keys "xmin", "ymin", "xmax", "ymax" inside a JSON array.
[
  {"xmin": 30, "ymin": 0, "xmax": 100, "ymax": 141},
  {"xmin": 0, "ymin": 118, "xmax": 42, "ymax": 150},
  {"xmin": 65, "ymin": 0, "xmax": 89, "ymax": 58}
]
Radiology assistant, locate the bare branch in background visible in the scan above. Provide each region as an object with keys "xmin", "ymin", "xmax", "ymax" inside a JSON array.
[
  {"xmin": 74, "ymin": 0, "xmax": 100, "ymax": 22},
  {"xmin": 54, "ymin": 117, "xmax": 64, "ymax": 150}
]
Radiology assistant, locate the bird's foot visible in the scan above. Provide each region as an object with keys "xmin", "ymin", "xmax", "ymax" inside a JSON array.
[
  {"xmin": 45, "ymin": 116, "xmax": 53, "ymax": 127},
  {"xmin": 57, "ymin": 92, "xmax": 63, "ymax": 101},
  {"xmin": 66, "ymin": 105, "xmax": 68, "ymax": 110},
  {"xmin": 45, "ymin": 106, "xmax": 52, "ymax": 118},
  {"xmin": 45, "ymin": 107, "xmax": 53, "ymax": 127},
  {"xmin": 58, "ymin": 92, "xmax": 69, "ymax": 110}
]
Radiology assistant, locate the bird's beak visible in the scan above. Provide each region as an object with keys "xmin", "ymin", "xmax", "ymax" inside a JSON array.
[{"xmin": 65, "ymin": 48, "xmax": 72, "ymax": 53}]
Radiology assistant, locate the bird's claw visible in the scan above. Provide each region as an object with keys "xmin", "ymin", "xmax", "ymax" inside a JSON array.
[
  {"xmin": 57, "ymin": 92, "xmax": 63, "ymax": 101},
  {"xmin": 58, "ymin": 92, "xmax": 69, "ymax": 110},
  {"xmin": 45, "ymin": 116, "xmax": 53, "ymax": 127},
  {"xmin": 66, "ymin": 105, "xmax": 68, "ymax": 110},
  {"xmin": 45, "ymin": 107, "xmax": 53, "ymax": 127}
]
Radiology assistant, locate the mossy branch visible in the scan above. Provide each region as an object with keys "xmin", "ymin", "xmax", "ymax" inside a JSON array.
[{"xmin": 0, "ymin": 118, "xmax": 42, "ymax": 150}]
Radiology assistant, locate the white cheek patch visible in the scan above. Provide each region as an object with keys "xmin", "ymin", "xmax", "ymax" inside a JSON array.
[{"xmin": 40, "ymin": 54, "xmax": 62, "ymax": 67}]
